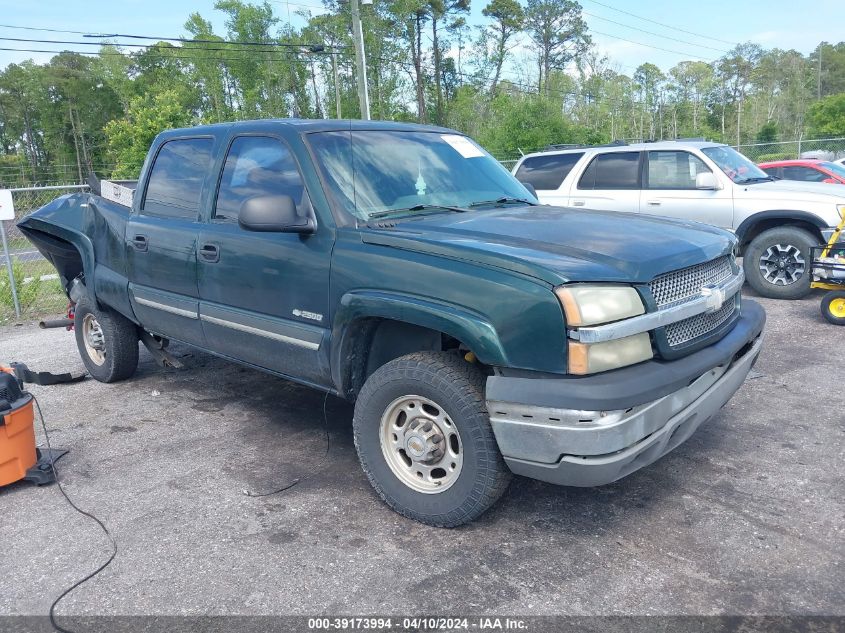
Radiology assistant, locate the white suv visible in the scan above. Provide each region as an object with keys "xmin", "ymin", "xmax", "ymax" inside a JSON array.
[{"xmin": 512, "ymin": 141, "xmax": 845, "ymax": 299}]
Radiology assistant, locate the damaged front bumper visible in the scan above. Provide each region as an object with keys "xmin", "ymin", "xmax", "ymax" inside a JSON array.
[{"xmin": 485, "ymin": 300, "xmax": 766, "ymax": 487}]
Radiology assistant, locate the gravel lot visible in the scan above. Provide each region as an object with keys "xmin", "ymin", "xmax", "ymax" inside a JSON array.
[{"xmin": 1, "ymin": 290, "xmax": 843, "ymax": 621}]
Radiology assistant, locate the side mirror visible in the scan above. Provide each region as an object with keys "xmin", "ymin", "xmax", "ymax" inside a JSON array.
[
  {"xmin": 823, "ymin": 178, "xmax": 838, "ymax": 184},
  {"xmin": 695, "ymin": 172, "xmax": 720, "ymax": 190},
  {"xmin": 238, "ymin": 195, "xmax": 316, "ymax": 234},
  {"xmin": 519, "ymin": 181, "xmax": 538, "ymax": 199}
]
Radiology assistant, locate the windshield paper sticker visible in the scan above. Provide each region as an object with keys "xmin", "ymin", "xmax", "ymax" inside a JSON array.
[{"xmin": 441, "ymin": 134, "xmax": 484, "ymax": 158}]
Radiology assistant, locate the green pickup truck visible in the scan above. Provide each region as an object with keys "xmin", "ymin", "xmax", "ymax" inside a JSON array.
[{"xmin": 19, "ymin": 120, "xmax": 765, "ymax": 526}]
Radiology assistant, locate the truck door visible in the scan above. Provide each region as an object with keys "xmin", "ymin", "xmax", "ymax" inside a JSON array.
[
  {"xmin": 126, "ymin": 137, "xmax": 214, "ymax": 347},
  {"xmin": 641, "ymin": 150, "xmax": 734, "ymax": 229},
  {"xmin": 197, "ymin": 134, "xmax": 333, "ymax": 385},
  {"xmin": 569, "ymin": 151, "xmax": 643, "ymax": 213}
]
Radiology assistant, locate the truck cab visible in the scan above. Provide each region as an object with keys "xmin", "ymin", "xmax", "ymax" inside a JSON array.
[{"xmin": 20, "ymin": 121, "xmax": 765, "ymax": 527}]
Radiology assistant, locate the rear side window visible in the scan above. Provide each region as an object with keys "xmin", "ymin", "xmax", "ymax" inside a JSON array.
[
  {"xmin": 577, "ymin": 152, "xmax": 641, "ymax": 189},
  {"xmin": 646, "ymin": 151, "xmax": 711, "ymax": 189},
  {"xmin": 515, "ymin": 153, "xmax": 584, "ymax": 191},
  {"xmin": 143, "ymin": 138, "xmax": 214, "ymax": 219},
  {"xmin": 215, "ymin": 136, "xmax": 305, "ymax": 221}
]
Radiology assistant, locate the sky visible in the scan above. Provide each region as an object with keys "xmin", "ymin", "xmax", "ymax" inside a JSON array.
[{"xmin": 0, "ymin": 0, "xmax": 842, "ymax": 75}]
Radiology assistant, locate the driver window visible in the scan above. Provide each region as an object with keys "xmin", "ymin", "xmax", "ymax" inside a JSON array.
[
  {"xmin": 647, "ymin": 151, "xmax": 711, "ymax": 189},
  {"xmin": 215, "ymin": 136, "xmax": 305, "ymax": 221}
]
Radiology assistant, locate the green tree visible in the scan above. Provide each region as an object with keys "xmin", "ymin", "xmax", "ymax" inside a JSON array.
[
  {"xmin": 524, "ymin": 0, "xmax": 589, "ymax": 94},
  {"xmin": 807, "ymin": 93, "xmax": 845, "ymax": 137},
  {"xmin": 480, "ymin": 0, "xmax": 524, "ymax": 94},
  {"xmin": 104, "ymin": 90, "xmax": 193, "ymax": 178}
]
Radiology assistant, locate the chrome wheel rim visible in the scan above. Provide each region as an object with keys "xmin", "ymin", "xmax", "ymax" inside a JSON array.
[
  {"xmin": 82, "ymin": 313, "xmax": 106, "ymax": 366},
  {"xmin": 759, "ymin": 243, "xmax": 805, "ymax": 285},
  {"xmin": 379, "ymin": 395, "xmax": 463, "ymax": 494}
]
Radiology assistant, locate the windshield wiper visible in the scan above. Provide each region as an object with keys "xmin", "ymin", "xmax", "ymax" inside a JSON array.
[
  {"xmin": 735, "ymin": 176, "xmax": 774, "ymax": 184},
  {"xmin": 367, "ymin": 203, "xmax": 469, "ymax": 220},
  {"xmin": 468, "ymin": 196, "xmax": 538, "ymax": 208}
]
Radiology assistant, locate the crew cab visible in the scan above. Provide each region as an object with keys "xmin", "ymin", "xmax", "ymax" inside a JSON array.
[
  {"xmin": 513, "ymin": 141, "xmax": 845, "ymax": 299},
  {"xmin": 19, "ymin": 121, "xmax": 765, "ymax": 526}
]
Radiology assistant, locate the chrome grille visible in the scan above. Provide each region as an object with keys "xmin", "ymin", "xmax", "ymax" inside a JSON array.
[
  {"xmin": 649, "ymin": 255, "xmax": 733, "ymax": 309},
  {"xmin": 664, "ymin": 298, "xmax": 737, "ymax": 347}
]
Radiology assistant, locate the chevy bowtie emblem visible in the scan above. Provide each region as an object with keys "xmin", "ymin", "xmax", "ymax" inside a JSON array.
[{"xmin": 700, "ymin": 286, "xmax": 726, "ymax": 312}]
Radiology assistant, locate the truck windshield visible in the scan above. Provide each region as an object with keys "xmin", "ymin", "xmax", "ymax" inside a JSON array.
[
  {"xmin": 308, "ymin": 130, "xmax": 536, "ymax": 221},
  {"xmin": 701, "ymin": 146, "xmax": 771, "ymax": 184}
]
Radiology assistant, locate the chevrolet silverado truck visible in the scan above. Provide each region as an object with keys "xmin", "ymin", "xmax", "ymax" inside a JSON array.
[
  {"xmin": 512, "ymin": 140, "xmax": 845, "ymax": 299},
  {"xmin": 18, "ymin": 120, "xmax": 765, "ymax": 527}
]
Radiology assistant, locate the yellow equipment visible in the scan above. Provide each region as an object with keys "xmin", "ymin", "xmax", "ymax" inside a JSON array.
[{"xmin": 811, "ymin": 213, "xmax": 845, "ymax": 325}]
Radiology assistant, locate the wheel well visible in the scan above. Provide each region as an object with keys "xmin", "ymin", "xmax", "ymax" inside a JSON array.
[
  {"xmin": 738, "ymin": 218, "xmax": 823, "ymax": 250},
  {"xmin": 342, "ymin": 318, "xmax": 471, "ymax": 399},
  {"xmin": 19, "ymin": 228, "xmax": 84, "ymax": 291}
]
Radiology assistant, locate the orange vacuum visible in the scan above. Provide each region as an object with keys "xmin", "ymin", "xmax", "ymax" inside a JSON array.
[
  {"xmin": 0, "ymin": 366, "xmax": 38, "ymax": 486},
  {"xmin": 0, "ymin": 363, "xmax": 80, "ymax": 487}
]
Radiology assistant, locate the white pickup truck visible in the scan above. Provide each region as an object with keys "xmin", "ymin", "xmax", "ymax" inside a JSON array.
[{"xmin": 512, "ymin": 140, "xmax": 845, "ymax": 299}]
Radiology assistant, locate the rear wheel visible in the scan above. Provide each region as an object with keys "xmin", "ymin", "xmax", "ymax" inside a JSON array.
[
  {"xmin": 353, "ymin": 351, "xmax": 511, "ymax": 527},
  {"xmin": 821, "ymin": 291, "xmax": 845, "ymax": 325},
  {"xmin": 743, "ymin": 226, "xmax": 816, "ymax": 299},
  {"xmin": 74, "ymin": 296, "xmax": 139, "ymax": 382}
]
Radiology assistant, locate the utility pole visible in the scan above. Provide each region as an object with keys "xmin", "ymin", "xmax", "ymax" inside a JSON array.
[
  {"xmin": 331, "ymin": 51, "xmax": 342, "ymax": 119},
  {"xmin": 350, "ymin": 0, "xmax": 371, "ymax": 119},
  {"xmin": 818, "ymin": 45, "xmax": 823, "ymax": 99}
]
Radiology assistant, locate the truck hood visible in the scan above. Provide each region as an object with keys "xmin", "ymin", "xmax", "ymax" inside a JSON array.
[
  {"xmin": 735, "ymin": 179, "xmax": 845, "ymax": 205},
  {"xmin": 360, "ymin": 205, "xmax": 734, "ymax": 285}
]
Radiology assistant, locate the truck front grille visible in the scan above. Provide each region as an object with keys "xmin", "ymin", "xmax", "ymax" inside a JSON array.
[
  {"xmin": 649, "ymin": 255, "xmax": 733, "ymax": 308},
  {"xmin": 664, "ymin": 298, "xmax": 737, "ymax": 347}
]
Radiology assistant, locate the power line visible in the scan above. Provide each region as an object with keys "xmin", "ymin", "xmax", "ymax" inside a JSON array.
[
  {"xmin": 83, "ymin": 32, "xmax": 325, "ymax": 49},
  {"xmin": 590, "ymin": 29, "xmax": 713, "ymax": 61},
  {"xmin": 0, "ymin": 45, "xmax": 335, "ymax": 65},
  {"xmin": 0, "ymin": 36, "xmax": 333, "ymax": 56},
  {"xmin": 582, "ymin": 11, "xmax": 729, "ymax": 55},
  {"xmin": 581, "ymin": 0, "xmax": 738, "ymax": 47}
]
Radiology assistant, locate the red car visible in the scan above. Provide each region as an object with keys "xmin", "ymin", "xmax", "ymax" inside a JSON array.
[{"xmin": 758, "ymin": 159, "xmax": 845, "ymax": 184}]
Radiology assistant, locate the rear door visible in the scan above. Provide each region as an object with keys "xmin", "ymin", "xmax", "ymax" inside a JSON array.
[
  {"xmin": 197, "ymin": 133, "xmax": 333, "ymax": 385},
  {"xmin": 513, "ymin": 152, "xmax": 584, "ymax": 205},
  {"xmin": 126, "ymin": 137, "xmax": 215, "ymax": 346},
  {"xmin": 570, "ymin": 151, "xmax": 643, "ymax": 213},
  {"xmin": 642, "ymin": 150, "xmax": 734, "ymax": 228}
]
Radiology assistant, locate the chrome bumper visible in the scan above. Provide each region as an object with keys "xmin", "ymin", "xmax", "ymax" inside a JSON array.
[{"xmin": 487, "ymin": 327, "xmax": 764, "ymax": 488}]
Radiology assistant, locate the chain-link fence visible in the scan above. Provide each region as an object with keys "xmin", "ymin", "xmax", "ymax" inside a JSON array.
[
  {"xmin": 1, "ymin": 185, "xmax": 88, "ymax": 324},
  {"xmin": 736, "ymin": 138, "xmax": 845, "ymax": 163}
]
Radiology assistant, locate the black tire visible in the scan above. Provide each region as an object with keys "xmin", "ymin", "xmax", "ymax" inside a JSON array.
[
  {"xmin": 353, "ymin": 351, "xmax": 511, "ymax": 527},
  {"xmin": 74, "ymin": 296, "xmax": 139, "ymax": 382},
  {"xmin": 743, "ymin": 226, "xmax": 816, "ymax": 299},
  {"xmin": 821, "ymin": 291, "xmax": 845, "ymax": 326}
]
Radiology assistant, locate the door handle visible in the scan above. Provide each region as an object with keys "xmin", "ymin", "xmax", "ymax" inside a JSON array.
[
  {"xmin": 572, "ymin": 200, "xmax": 586, "ymax": 207},
  {"xmin": 199, "ymin": 243, "xmax": 220, "ymax": 263},
  {"xmin": 131, "ymin": 234, "xmax": 148, "ymax": 251},
  {"xmin": 646, "ymin": 200, "xmax": 662, "ymax": 206}
]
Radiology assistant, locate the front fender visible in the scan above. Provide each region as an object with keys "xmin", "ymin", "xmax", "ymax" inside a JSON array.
[{"xmin": 330, "ymin": 290, "xmax": 509, "ymax": 393}]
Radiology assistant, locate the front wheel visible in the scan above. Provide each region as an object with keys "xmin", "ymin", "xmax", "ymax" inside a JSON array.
[
  {"xmin": 743, "ymin": 227, "xmax": 816, "ymax": 299},
  {"xmin": 74, "ymin": 296, "xmax": 139, "ymax": 382},
  {"xmin": 353, "ymin": 352, "xmax": 511, "ymax": 527}
]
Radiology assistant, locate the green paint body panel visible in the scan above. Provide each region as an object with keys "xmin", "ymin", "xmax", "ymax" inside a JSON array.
[{"xmin": 18, "ymin": 119, "xmax": 736, "ymax": 396}]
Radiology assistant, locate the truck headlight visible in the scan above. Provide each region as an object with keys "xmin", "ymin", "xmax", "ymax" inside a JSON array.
[
  {"xmin": 555, "ymin": 284, "xmax": 652, "ymax": 375},
  {"xmin": 568, "ymin": 333, "xmax": 653, "ymax": 375},
  {"xmin": 555, "ymin": 285, "xmax": 645, "ymax": 326}
]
